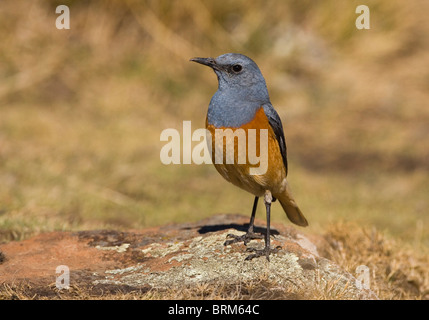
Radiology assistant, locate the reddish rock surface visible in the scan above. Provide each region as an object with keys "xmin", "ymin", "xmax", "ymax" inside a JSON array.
[{"xmin": 0, "ymin": 214, "xmax": 377, "ymax": 299}]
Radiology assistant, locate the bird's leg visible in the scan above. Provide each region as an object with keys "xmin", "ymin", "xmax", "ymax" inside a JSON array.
[
  {"xmin": 245, "ymin": 191, "xmax": 281, "ymax": 261},
  {"xmin": 224, "ymin": 196, "xmax": 264, "ymax": 246}
]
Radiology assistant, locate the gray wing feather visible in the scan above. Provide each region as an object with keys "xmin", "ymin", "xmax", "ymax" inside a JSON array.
[{"xmin": 262, "ymin": 103, "xmax": 288, "ymax": 175}]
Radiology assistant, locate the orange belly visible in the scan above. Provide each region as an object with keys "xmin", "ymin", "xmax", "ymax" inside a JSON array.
[{"xmin": 206, "ymin": 107, "xmax": 287, "ymax": 197}]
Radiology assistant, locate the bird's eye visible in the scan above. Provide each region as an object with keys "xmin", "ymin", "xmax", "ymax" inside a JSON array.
[{"xmin": 232, "ymin": 64, "xmax": 243, "ymax": 73}]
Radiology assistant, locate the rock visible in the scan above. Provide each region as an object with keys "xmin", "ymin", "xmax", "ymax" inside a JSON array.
[{"xmin": 0, "ymin": 214, "xmax": 377, "ymax": 299}]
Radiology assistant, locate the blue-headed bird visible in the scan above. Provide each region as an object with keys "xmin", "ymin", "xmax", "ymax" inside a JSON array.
[{"xmin": 191, "ymin": 53, "xmax": 308, "ymax": 261}]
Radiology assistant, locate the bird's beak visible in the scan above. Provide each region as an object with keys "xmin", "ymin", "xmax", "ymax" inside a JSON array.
[{"xmin": 190, "ymin": 57, "xmax": 221, "ymax": 71}]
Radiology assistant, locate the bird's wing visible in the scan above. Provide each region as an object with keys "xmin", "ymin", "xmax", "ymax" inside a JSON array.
[{"xmin": 262, "ymin": 103, "xmax": 288, "ymax": 175}]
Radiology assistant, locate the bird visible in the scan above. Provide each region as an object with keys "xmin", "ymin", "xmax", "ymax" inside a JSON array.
[{"xmin": 190, "ymin": 53, "xmax": 308, "ymax": 261}]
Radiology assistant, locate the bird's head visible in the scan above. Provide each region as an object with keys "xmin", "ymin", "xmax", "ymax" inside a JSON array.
[{"xmin": 190, "ymin": 53, "xmax": 269, "ymax": 102}]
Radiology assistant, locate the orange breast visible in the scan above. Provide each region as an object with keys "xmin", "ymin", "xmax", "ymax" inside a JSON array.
[{"xmin": 206, "ymin": 107, "xmax": 287, "ymax": 196}]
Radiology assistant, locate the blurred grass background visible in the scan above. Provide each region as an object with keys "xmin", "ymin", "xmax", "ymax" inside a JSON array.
[{"xmin": 0, "ymin": 0, "xmax": 428, "ymax": 249}]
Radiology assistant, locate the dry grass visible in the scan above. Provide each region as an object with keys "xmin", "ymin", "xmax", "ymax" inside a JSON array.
[
  {"xmin": 321, "ymin": 222, "xmax": 429, "ymax": 299},
  {"xmin": 0, "ymin": 0, "xmax": 428, "ymax": 299}
]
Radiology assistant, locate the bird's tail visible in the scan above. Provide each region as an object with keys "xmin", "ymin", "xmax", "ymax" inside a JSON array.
[{"xmin": 274, "ymin": 184, "xmax": 308, "ymax": 227}]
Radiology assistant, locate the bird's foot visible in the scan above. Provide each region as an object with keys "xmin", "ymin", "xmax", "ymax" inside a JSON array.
[
  {"xmin": 244, "ymin": 245, "xmax": 282, "ymax": 262},
  {"xmin": 224, "ymin": 231, "xmax": 264, "ymax": 246}
]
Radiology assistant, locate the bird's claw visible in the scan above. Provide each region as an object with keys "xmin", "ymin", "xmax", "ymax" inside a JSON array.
[
  {"xmin": 245, "ymin": 245, "xmax": 282, "ymax": 261},
  {"xmin": 224, "ymin": 232, "xmax": 264, "ymax": 246}
]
